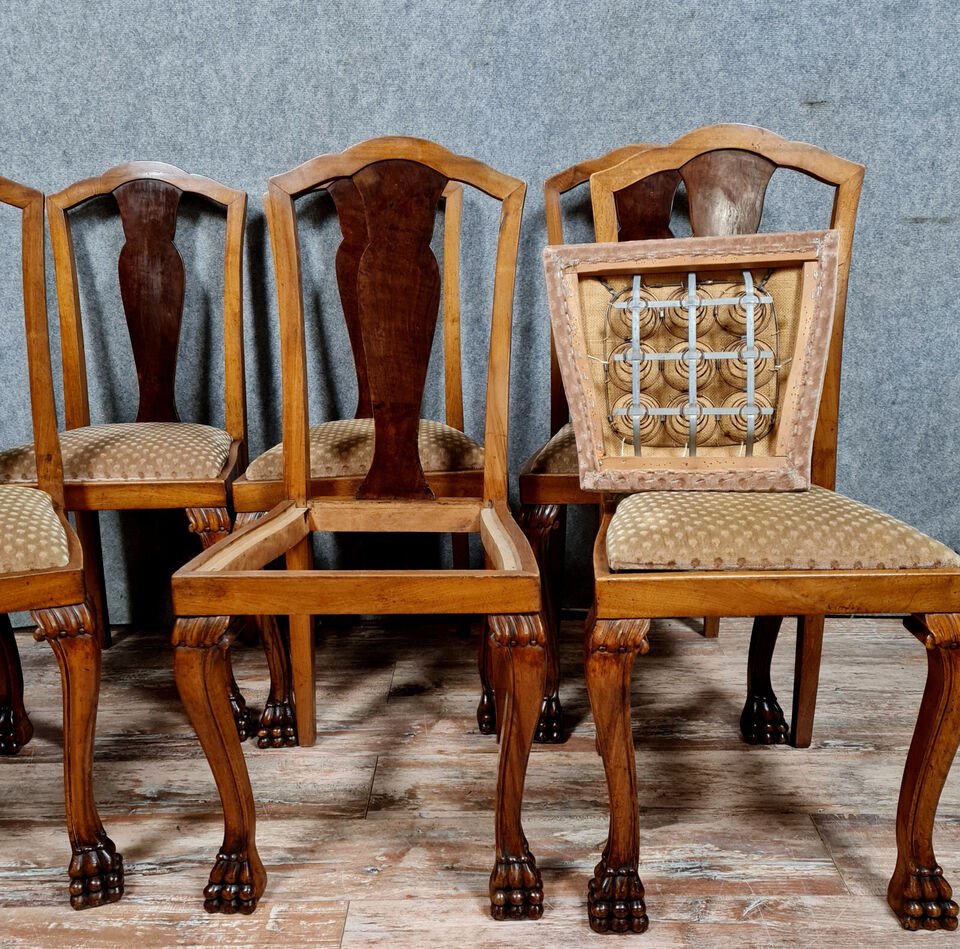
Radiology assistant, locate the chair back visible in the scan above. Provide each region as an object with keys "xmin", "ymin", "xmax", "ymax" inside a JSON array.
[
  {"xmin": 46, "ymin": 163, "xmax": 248, "ymax": 448},
  {"xmin": 0, "ymin": 177, "xmax": 65, "ymax": 507},
  {"xmin": 265, "ymin": 138, "xmax": 525, "ymax": 505}
]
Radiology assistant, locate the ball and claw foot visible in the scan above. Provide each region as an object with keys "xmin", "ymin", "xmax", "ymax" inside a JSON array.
[
  {"xmin": 894, "ymin": 866, "xmax": 960, "ymax": 931},
  {"xmin": 477, "ymin": 688, "xmax": 496, "ymax": 735},
  {"xmin": 203, "ymin": 851, "xmax": 262, "ymax": 915},
  {"xmin": 0, "ymin": 703, "xmax": 32, "ymax": 756},
  {"xmin": 489, "ymin": 854, "xmax": 544, "ymax": 920},
  {"xmin": 68, "ymin": 837, "xmax": 124, "ymax": 910},
  {"xmin": 588, "ymin": 862, "xmax": 649, "ymax": 934},
  {"xmin": 534, "ymin": 695, "xmax": 563, "ymax": 744},
  {"xmin": 256, "ymin": 699, "xmax": 297, "ymax": 749},
  {"xmin": 739, "ymin": 693, "xmax": 788, "ymax": 745},
  {"xmin": 228, "ymin": 689, "xmax": 253, "ymax": 743}
]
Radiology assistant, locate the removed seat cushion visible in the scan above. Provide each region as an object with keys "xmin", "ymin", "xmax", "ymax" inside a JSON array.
[
  {"xmin": 245, "ymin": 418, "xmax": 484, "ymax": 481},
  {"xmin": 606, "ymin": 486, "xmax": 960, "ymax": 571},
  {"xmin": 0, "ymin": 423, "xmax": 233, "ymax": 483},
  {"xmin": 0, "ymin": 485, "xmax": 70, "ymax": 574},
  {"xmin": 526, "ymin": 422, "xmax": 578, "ymax": 475}
]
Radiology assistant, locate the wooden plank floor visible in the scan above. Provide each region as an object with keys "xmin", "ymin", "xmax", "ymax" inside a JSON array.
[{"xmin": 3, "ymin": 615, "xmax": 960, "ymax": 947}]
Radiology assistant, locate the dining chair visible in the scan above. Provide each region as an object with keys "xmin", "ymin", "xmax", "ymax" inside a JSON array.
[
  {"xmin": 169, "ymin": 138, "xmax": 547, "ymax": 920},
  {"xmin": 0, "ymin": 175, "xmax": 122, "ymax": 908},
  {"xmin": 546, "ymin": 217, "xmax": 960, "ymax": 933}
]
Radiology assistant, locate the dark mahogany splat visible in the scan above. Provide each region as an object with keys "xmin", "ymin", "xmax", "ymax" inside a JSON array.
[
  {"xmin": 328, "ymin": 177, "xmax": 373, "ymax": 419},
  {"xmin": 614, "ymin": 169, "xmax": 681, "ymax": 240},
  {"xmin": 114, "ymin": 179, "xmax": 185, "ymax": 422},
  {"xmin": 334, "ymin": 159, "xmax": 448, "ymax": 500},
  {"xmin": 681, "ymin": 149, "xmax": 776, "ymax": 237}
]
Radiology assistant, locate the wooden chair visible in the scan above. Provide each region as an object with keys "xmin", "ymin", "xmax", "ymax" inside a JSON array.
[
  {"xmin": 0, "ymin": 162, "xmax": 274, "ymax": 739},
  {"xmin": 229, "ymin": 182, "xmax": 483, "ymax": 749},
  {"xmin": 517, "ymin": 125, "xmax": 863, "ymax": 748},
  {"xmin": 0, "ymin": 176, "xmax": 122, "ymax": 908},
  {"xmin": 169, "ymin": 138, "xmax": 547, "ymax": 919},
  {"xmin": 547, "ymin": 159, "xmax": 960, "ymax": 934}
]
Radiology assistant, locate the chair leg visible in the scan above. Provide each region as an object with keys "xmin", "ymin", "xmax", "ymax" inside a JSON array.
[
  {"xmin": 887, "ymin": 613, "xmax": 960, "ymax": 931},
  {"xmin": 233, "ymin": 512, "xmax": 297, "ymax": 750},
  {"xmin": 584, "ymin": 614, "xmax": 650, "ymax": 934},
  {"xmin": 702, "ymin": 617, "xmax": 720, "ymax": 638},
  {"xmin": 187, "ymin": 507, "xmax": 253, "ymax": 742},
  {"xmin": 254, "ymin": 615, "xmax": 296, "ymax": 749},
  {"xmin": 0, "ymin": 613, "xmax": 32, "ymax": 755},
  {"xmin": 74, "ymin": 511, "xmax": 111, "ymax": 649},
  {"xmin": 476, "ymin": 618, "xmax": 497, "ymax": 735},
  {"xmin": 33, "ymin": 601, "xmax": 123, "ymax": 909},
  {"xmin": 517, "ymin": 503, "xmax": 564, "ymax": 744},
  {"xmin": 740, "ymin": 616, "xmax": 788, "ymax": 745},
  {"xmin": 487, "ymin": 613, "xmax": 546, "ymax": 921},
  {"xmin": 173, "ymin": 615, "xmax": 265, "ymax": 914},
  {"xmin": 790, "ymin": 615, "xmax": 825, "ymax": 748},
  {"xmin": 286, "ymin": 537, "xmax": 316, "ymax": 747}
]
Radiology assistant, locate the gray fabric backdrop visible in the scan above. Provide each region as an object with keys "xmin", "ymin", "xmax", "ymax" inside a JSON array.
[{"xmin": 0, "ymin": 0, "xmax": 957, "ymax": 623}]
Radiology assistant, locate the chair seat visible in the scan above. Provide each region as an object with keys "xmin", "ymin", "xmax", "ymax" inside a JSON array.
[
  {"xmin": 0, "ymin": 423, "xmax": 233, "ymax": 483},
  {"xmin": 244, "ymin": 418, "xmax": 484, "ymax": 482},
  {"xmin": 606, "ymin": 486, "xmax": 960, "ymax": 572},
  {"xmin": 526, "ymin": 422, "xmax": 578, "ymax": 475},
  {"xmin": 0, "ymin": 485, "xmax": 70, "ymax": 574}
]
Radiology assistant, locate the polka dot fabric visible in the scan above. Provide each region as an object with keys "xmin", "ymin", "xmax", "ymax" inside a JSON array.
[
  {"xmin": 606, "ymin": 486, "xmax": 960, "ymax": 572},
  {"xmin": 526, "ymin": 423, "xmax": 578, "ymax": 475},
  {"xmin": 0, "ymin": 485, "xmax": 69, "ymax": 574},
  {"xmin": 245, "ymin": 418, "xmax": 484, "ymax": 481},
  {"xmin": 0, "ymin": 423, "xmax": 233, "ymax": 482}
]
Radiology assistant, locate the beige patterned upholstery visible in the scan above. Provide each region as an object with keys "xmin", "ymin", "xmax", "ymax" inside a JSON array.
[
  {"xmin": 0, "ymin": 486, "xmax": 69, "ymax": 574},
  {"xmin": 245, "ymin": 418, "xmax": 484, "ymax": 482},
  {"xmin": 0, "ymin": 423, "xmax": 233, "ymax": 483},
  {"xmin": 606, "ymin": 486, "xmax": 960, "ymax": 572},
  {"xmin": 527, "ymin": 423, "xmax": 578, "ymax": 475}
]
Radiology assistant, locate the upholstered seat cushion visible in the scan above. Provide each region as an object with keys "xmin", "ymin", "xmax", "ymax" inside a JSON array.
[
  {"xmin": 526, "ymin": 422, "xmax": 578, "ymax": 475},
  {"xmin": 244, "ymin": 418, "xmax": 484, "ymax": 481},
  {"xmin": 0, "ymin": 485, "xmax": 70, "ymax": 574},
  {"xmin": 0, "ymin": 423, "xmax": 233, "ymax": 483},
  {"xmin": 606, "ymin": 486, "xmax": 960, "ymax": 572}
]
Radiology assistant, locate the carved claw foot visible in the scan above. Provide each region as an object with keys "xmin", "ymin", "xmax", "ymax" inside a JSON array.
[
  {"xmin": 228, "ymin": 689, "xmax": 253, "ymax": 743},
  {"xmin": 0, "ymin": 703, "xmax": 32, "ymax": 755},
  {"xmin": 203, "ymin": 851, "xmax": 263, "ymax": 915},
  {"xmin": 477, "ymin": 688, "xmax": 496, "ymax": 735},
  {"xmin": 534, "ymin": 695, "xmax": 563, "ymax": 744},
  {"xmin": 68, "ymin": 836, "xmax": 124, "ymax": 910},
  {"xmin": 588, "ymin": 861, "xmax": 649, "ymax": 934},
  {"xmin": 256, "ymin": 699, "xmax": 297, "ymax": 749},
  {"xmin": 893, "ymin": 866, "xmax": 960, "ymax": 931},
  {"xmin": 739, "ymin": 693, "xmax": 788, "ymax": 745},
  {"xmin": 489, "ymin": 853, "xmax": 544, "ymax": 921}
]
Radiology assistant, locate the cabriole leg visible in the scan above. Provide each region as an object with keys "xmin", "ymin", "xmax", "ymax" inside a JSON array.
[
  {"xmin": 517, "ymin": 503, "xmax": 563, "ymax": 744},
  {"xmin": 487, "ymin": 613, "xmax": 546, "ymax": 921},
  {"xmin": 740, "ymin": 615, "xmax": 788, "ymax": 745},
  {"xmin": 173, "ymin": 615, "xmax": 265, "ymax": 914},
  {"xmin": 584, "ymin": 613, "xmax": 650, "ymax": 934},
  {"xmin": 0, "ymin": 613, "xmax": 32, "ymax": 754},
  {"xmin": 74, "ymin": 511, "xmax": 111, "ymax": 649},
  {"xmin": 33, "ymin": 601, "xmax": 123, "ymax": 909},
  {"xmin": 887, "ymin": 614, "xmax": 960, "ymax": 931}
]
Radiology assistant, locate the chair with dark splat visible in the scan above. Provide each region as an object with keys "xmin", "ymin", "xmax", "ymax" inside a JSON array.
[
  {"xmin": 515, "ymin": 124, "xmax": 863, "ymax": 749},
  {"xmin": 169, "ymin": 138, "xmax": 548, "ymax": 919},
  {"xmin": 0, "ymin": 175, "xmax": 123, "ymax": 908},
  {"xmin": 0, "ymin": 162, "xmax": 284, "ymax": 741},
  {"xmin": 547, "ymin": 132, "xmax": 960, "ymax": 935},
  {"xmin": 229, "ymin": 181, "xmax": 483, "ymax": 749}
]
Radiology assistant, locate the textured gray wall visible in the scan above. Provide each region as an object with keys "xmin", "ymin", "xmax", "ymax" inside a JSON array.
[{"xmin": 0, "ymin": 0, "xmax": 958, "ymax": 622}]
